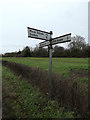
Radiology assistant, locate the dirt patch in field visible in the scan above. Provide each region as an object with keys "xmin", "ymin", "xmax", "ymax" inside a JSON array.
[{"xmin": 2, "ymin": 60, "xmax": 88, "ymax": 117}]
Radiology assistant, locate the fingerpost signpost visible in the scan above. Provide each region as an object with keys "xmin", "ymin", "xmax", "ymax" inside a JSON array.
[{"xmin": 27, "ymin": 27, "xmax": 71, "ymax": 99}]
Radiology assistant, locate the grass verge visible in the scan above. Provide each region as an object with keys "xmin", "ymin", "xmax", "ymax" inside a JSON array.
[{"xmin": 2, "ymin": 65, "xmax": 74, "ymax": 119}]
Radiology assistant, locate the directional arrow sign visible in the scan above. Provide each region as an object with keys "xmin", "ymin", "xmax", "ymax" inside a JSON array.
[
  {"xmin": 39, "ymin": 40, "xmax": 50, "ymax": 48},
  {"xmin": 52, "ymin": 33, "xmax": 71, "ymax": 45},
  {"xmin": 39, "ymin": 33, "xmax": 71, "ymax": 48},
  {"xmin": 27, "ymin": 27, "xmax": 51, "ymax": 40}
]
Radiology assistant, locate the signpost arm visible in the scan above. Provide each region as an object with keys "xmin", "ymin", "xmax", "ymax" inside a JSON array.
[{"xmin": 49, "ymin": 31, "xmax": 53, "ymax": 100}]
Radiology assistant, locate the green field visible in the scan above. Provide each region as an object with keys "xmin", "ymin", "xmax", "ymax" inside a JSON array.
[{"xmin": 3, "ymin": 57, "xmax": 88, "ymax": 75}]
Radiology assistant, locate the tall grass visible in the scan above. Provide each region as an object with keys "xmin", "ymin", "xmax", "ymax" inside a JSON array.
[{"xmin": 2, "ymin": 66, "xmax": 74, "ymax": 118}]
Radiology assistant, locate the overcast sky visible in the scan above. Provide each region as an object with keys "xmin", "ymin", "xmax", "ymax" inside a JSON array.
[{"xmin": 0, "ymin": 0, "xmax": 89, "ymax": 54}]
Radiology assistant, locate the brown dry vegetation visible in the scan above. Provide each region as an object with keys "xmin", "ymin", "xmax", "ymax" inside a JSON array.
[{"xmin": 2, "ymin": 60, "xmax": 88, "ymax": 117}]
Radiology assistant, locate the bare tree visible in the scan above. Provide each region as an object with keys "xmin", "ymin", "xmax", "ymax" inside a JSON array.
[{"xmin": 68, "ymin": 35, "xmax": 86, "ymax": 50}]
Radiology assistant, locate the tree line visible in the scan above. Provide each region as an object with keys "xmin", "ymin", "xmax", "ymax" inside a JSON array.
[{"xmin": 3, "ymin": 35, "xmax": 90, "ymax": 57}]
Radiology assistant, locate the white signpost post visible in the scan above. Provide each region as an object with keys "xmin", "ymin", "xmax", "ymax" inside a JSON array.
[{"xmin": 27, "ymin": 27, "xmax": 71, "ymax": 99}]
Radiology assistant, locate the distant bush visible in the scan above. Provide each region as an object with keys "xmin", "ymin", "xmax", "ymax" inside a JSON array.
[{"xmin": 3, "ymin": 35, "xmax": 90, "ymax": 58}]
